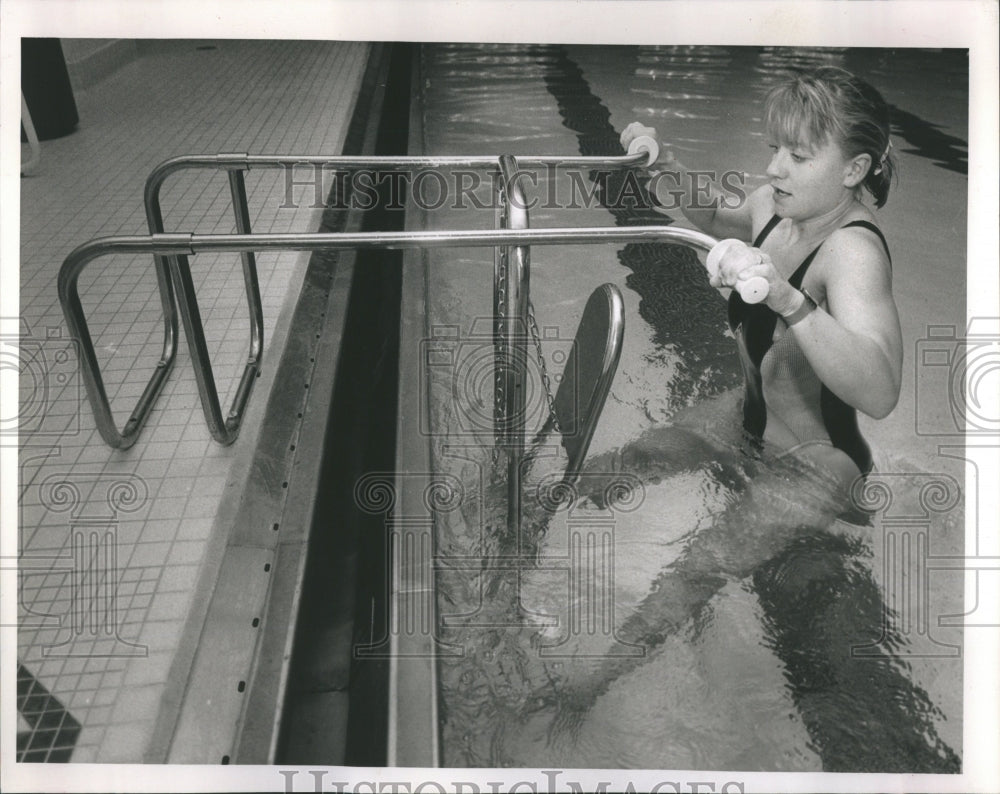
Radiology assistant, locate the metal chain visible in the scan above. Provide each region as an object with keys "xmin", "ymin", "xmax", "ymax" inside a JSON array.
[
  {"xmin": 492, "ymin": 232, "xmax": 508, "ymax": 468},
  {"xmin": 527, "ymin": 297, "xmax": 561, "ymax": 435}
]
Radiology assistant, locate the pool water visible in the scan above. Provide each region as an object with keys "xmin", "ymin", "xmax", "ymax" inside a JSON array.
[{"xmin": 417, "ymin": 44, "xmax": 966, "ymax": 771}]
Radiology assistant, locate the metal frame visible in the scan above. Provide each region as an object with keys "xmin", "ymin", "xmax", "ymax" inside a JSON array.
[
  {"xmin": 20, "ymin": 92, "xmax": 42, "ymax": 175},
  {"xmin": 494, "ymin": 154, "xmax": 532, "ymax": 538},
  {"xmin": 59, "ymin": 224, "xmax": 717, "ymax": 449},
  {"xmin": 61, "ymin": 148, "xmax": 672, "ymax": 448}
]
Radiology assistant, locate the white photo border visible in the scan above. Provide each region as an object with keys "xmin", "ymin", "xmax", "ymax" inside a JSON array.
[{"xmin": 2, "ymin": 1, "xmax": 997, "ymax": 792}]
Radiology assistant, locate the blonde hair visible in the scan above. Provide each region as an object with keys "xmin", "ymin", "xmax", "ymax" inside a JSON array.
[{"xmin": 765, "ymin": 66, "xmax": 895, "ymax": 208}]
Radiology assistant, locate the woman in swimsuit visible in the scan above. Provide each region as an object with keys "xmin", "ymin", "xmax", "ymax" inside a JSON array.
[
  {"xmin": 622, "ymin": 65, "xmax": 902, "ymax": 497},
  {"xmin": 527, "ymin": 69, "xmax": 956, "ymax": 771},
  {"xmin": 568, "ymin": 66, "xmax": 905, "ymax": 578}
]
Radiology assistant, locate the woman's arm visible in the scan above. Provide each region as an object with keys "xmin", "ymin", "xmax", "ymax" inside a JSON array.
[
  {"xmin": 655, "ymin": 157, "xmax": 767, "ymax": 243},
  {"xmin": 729, "ymin": 228, "xmax": 903, "ymax": 418},
  {"xmin": 790, "ymin": 230, "xmax": 902, "ymax": 418},
  {"xmin": 620, "ymin": 122, "xmax": 765, "ymax": 241}
]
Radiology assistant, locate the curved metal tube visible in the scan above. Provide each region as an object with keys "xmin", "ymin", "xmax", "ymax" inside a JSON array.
[
  {"xmin": 137, "ymin": 149, "xmax": 658, "ymax": 442},
  {"xmin": 20, "ymin": 92, "xmax": 42, "ymax": 175},
  {"xmin": 144, "ymin": 151, "xmax": 653, "ymax": 185},
  {"xmin": 67, "ymin": 226, "xmax": 717, "ymax": 261},
  {"xmin": 495, "ymin": 155, "xmax": 533, "ymax": 539},
  {"xmin": 240, "ymin": 152, "xmax": 652, "ymax": 168},
  {"xmin": 60, "ymin": 226, "xmax": 718, "ymax": 448},
  {"xmin": 128, "ymin": 149, "xmax": 680, "ymax": 448},
  {"xmin": 143, "ymin": 158, "xmax": 265, "ymax": 446}
]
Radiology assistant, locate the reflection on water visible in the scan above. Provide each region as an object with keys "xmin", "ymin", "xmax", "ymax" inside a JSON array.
[
  {"xmin": 422, "ymin": 43, "xmax": 964, "ymax": 771},
  {"xmin": 540, "ymin": 46, "xmax": 742, "ymax": 413},
  {"xmin": 753, "ymin": 530, "xmax": 959, "ymax": 772}
]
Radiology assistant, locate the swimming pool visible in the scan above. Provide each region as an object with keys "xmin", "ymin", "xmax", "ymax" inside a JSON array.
[{"xmin": 412, "ymin": 44, "xmax": 967, "ymax": 771}]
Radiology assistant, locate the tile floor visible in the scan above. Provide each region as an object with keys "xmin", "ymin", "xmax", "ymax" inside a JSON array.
[{"xmin": 15, "ymin": 39, "xmax": 369, "ymax": 763}]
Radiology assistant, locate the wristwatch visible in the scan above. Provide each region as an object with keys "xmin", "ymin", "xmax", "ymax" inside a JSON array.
[{"xmin": 782, "ymin": 288, "xmax": 818, "ymax": 326}]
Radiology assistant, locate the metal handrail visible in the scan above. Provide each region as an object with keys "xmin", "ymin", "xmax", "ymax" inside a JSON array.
[
  {"xmin": 68, "ymin": 227, "xmax": 718, "ymax": 257},
  {"xmin": 21, "ymin": 93, "xmax": 42, "ymax": 175},
  {"xmin": 143, "ymin": 159, "xmax": 263, "ymax": 448},
  {"xmin": 494, "ymin": 155, "xmax": 532, "ymax": 538},
  {"xmin": 144, "ymin": 151, "xmax": 655, "ymax": 184},
  {"xmin": 59, "ymin": 226, "xmax": 717, "ymax": 449},
  {"xmin": 124, "ymin": 149, "xmax": 656, "ymax": 450}
]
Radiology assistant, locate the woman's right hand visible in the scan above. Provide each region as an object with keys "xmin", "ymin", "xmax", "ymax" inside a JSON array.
[{"xmin": 620, "ymin": 121, "xmax": 675, "ymax": 169}]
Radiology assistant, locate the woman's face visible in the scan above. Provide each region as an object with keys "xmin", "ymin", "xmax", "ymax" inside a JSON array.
[{"xmin": 765, "ymin": 126, "xmax": 858, "ymax": 221}]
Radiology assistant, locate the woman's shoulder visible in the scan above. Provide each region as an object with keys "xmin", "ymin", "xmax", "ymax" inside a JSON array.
[
  {"xmin": 815, "ymin": 212, "xmax": 893, "ymax": 289},
  {"xmin": 827, "ymin": 208, "xmax": 890, "ymax": 263}
]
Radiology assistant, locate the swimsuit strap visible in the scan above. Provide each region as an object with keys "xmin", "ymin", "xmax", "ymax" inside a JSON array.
[
  {"xmin": 752, "ymin": 214, "xmax": 782, "ymax": 248},
  {"xmin": 840, "ymin": 219, "xmax": 892, "ymax": 264},
  {"xmin": 789, "ymin": 219, "xmax": 892, "ymax": 287},
  {"xmin": 751, "ymin": 215, "xmax": 891, "ymax": 290}
]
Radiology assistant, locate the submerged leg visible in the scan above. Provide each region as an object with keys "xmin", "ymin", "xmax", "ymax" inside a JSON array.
[
  {"xmin": 534, "ymin": 452, "xmax": 852, "ymax": 733},
  {"xmin": 573, "ymin": 423, "xmax": 744, "ymax": 504}
]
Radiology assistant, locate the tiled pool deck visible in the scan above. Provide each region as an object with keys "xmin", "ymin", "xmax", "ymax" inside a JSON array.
[{"xmin": 14, "ymin": 40, "xmax": 369, "ymax": 763}]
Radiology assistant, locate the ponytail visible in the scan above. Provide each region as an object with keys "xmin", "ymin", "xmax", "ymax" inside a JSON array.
[{"xmin": 865, "ymin": 140, "xmax": 895, "ymax": 209}]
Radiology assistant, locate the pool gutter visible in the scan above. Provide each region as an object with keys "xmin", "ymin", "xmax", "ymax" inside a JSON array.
[{"xmin": 386, "ymin": 44, "xmax": 441, "ymax": 768}]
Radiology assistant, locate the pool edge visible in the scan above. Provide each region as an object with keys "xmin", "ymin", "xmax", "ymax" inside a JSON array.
[{"xmin": 387, "ymin": 43, "xmax": 441, "ymax": 769}]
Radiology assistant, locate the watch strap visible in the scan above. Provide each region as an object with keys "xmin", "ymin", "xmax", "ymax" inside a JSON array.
[{"xmin": 782, "ymin": 289, "xmax": 818, "ymax": 326}]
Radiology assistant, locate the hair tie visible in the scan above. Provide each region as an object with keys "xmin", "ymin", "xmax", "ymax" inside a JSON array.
[{"xmin": 873, "ymin": 139, "xmax": 892, "ymax": 176}]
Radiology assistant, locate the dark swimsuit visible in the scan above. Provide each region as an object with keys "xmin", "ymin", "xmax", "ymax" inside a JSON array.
[{"xmin": 727, "ymin": 214, "xmax": 891, "ymax": 475}]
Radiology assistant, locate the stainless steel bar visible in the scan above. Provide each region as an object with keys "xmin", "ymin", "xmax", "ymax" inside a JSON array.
[
  {"xmin": 135, "ymin": 147, "xmax": 655, "ymax": 446},
  {"xmin": 497, "ymin": 155, "xmax": 531, "ymax": 542},
  {"xmin": 140, "ymin": 149, "xmax": 653, "ymax": 262},
  {"xmin": 227, "ymin": 169, "xmax": 264, "ymax": 365},
  {"xmin": 245, "ymin": 152, "xmax": 652, "ymax": 168},
  {"xmin": 60, "ymin": 226, "xmax": 717, "ymax": 447},
  {"xmin": 56, "ymin": 231, "xmax": 180, "ymax": 448},
  {"xmin": 226, "ymin": 168, "xmax": 264, "ymax": 432},
  {"xmin": 67, "ymin": 227, "xmax": 718, "ymax": 261},
  {"xmin": 132, "ymin": 147, "xmax": 657, "ymax": 447},
  {"xmin": 167, "ymin": 252, "xmax": 233, "ymax": 443},
  {"xmin": 149, "ymin": 151, "xmax": 652, "ymax": 176},
  {"xmin": 144, "ymin": 159, "xmax": 266, "ymax": 446},
  {"xmin": 77, "ymin": 156, "xmax": 184, "ymax": 450}
]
